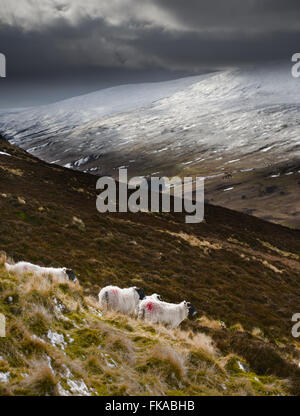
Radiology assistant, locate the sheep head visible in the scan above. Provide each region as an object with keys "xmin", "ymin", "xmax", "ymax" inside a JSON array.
[
  {"xmin": 63, "ymin": 268, "xmax": 77, "ymax": 282},
  {"xmin": 187, "ymin": 302, "xmax": 197, "ymax": 317},
  {"xmin": 152, "ymin": 293, "xmax": 162, "ymax": 301},
  {"xmin": 134, "ymin": 287, "xmax": 146, "ymax": 300}
]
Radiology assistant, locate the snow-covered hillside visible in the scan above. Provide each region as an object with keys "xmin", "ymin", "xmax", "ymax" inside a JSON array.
[
  {"xmin": 0, "ymin": 74, "xmax": 204, "ymax": 147},
  {"xmin": 0, "ymin": 62, "xmax": 299, "ymax": 179}
]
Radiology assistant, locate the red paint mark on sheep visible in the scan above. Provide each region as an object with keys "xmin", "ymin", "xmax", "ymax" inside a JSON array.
[{"xmin": 146, "ymin": 302, "xmax": 154, "ymax": 312}]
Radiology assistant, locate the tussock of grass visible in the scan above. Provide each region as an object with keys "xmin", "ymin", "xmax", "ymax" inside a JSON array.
[
  {"xmin": 198, "ymin": 316, "xmax": 226, "ymax": 330},
  {"xmin": 19, "ymin": 360, "xmax": 58, "ymax": 396}
]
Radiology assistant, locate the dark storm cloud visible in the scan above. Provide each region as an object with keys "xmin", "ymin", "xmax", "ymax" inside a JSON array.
[
  {"xmin": 1, "ymin": 0, "xmax": 300, "ymax": 78},
  {"xmin": 0, "ymin": 16, "xmax": 138, "ymax": 77},
  {"xmin": 146, "ymin": 0, "xmax": 300, "ymax": 67},
  {"xmin": 133, "ymin": 27, "xmax": 300, "ymax": 69},
  {"xmin": 152, "ymin": 0, "xmax": 300, "ymax": 30}
]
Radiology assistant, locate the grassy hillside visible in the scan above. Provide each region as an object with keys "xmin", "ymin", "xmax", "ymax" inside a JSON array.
[
  {"xmin": 0, "ymin": 261, "xmax": 289, "ymax": 396},
  {"xmin": 1, "ymin": 136, "xmax": 300, "ymax": 395}
]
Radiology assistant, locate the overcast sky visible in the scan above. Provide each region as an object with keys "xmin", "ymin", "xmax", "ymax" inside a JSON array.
[{"xmin": 0, "ymin": 0, "xmax": 299, "ymax": 107}]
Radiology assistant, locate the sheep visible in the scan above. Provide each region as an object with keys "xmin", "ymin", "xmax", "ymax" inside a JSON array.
[
  {"xmin": 98, "ymin": 285, "xmax": 146, "ymax": 315},
  {"xmin": 134, "ymin": 293, "xmax": 162, "ymax": 316},
  {"xmin": 4, "ymin": 261, "xmax": 77, "ymax": 283},
  {"xmin": 138, "ymin": 299, "xmax": 196, "ymax": 328}
]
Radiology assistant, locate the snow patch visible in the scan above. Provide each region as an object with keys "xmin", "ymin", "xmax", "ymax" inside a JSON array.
[
  {"xmin": 240, "ymin": 168, "xmax": 254, "ymax": 173},
  {"xmin": 225, "ymin": 159, "xmax": 240, "ymax": 164},
  {"xmin": 260, "ymin": 146, "xmax": 274, "ymax": 152}
]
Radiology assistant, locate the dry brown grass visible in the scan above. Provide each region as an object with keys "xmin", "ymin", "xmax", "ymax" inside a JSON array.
[
  {"xmin": 229, "ymin": 323, "xmax": 245, "ymax": 333},
  {"xmin": 154, "ymin": 344, "xmax": 186, "ymax": 372},
  {"xmin": 20, "ymin": 273, "xmax": 53, "ymax": 295},
  {"xmin": 163, "ymin": 230, "xmax": 222, "ymax": 252},
  {"xmin": 258, "ymin": 240, "xmax": 299, "ymax": 260},
  {"xmin": 0, "ymin": 251, "xmax": 7, "ymax": 265},
  {"xmin": 21, "ymin": 360, "xmax": 58, "ymax": 395},
  {"xmin": 0, "ymin": 166, "xmax": 23, "ymax": 176},
  {"xmin": 17, "ymin": 269, "xmax": 80, "ymax": 296},
  {"xmin": 72, "ymin": 216, "xmax": 85, "ymax": 231},
  {"xmin": 261, "ymin": 259, "xmax": 283, "ymax": 274},
  {"xmin": 251, "ymin": 327, "xmax": 264, "ymax": 338},
  {"xmin": 85, "ymin": 295, "xmax": 100, "ymax": 310},
  {"xmin": 198, "ymin": 315, "xmax": 226, "ymax": 331},
  {"xmin": 17, "ymin": 197, "xmax": 26, "ymax": 205},
  {"xmin": 27, "ymin": 304, "xmax": 53, "ymax": 325}
]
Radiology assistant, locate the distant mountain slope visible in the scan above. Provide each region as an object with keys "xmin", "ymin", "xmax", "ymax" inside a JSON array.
[
  {"xmin": 0, "ymin": 74, "xmax": 204, "ymax": 144},
  {"xmin": 1, "ymin": 136, "xmax": 300, "ymax": 394},
  {"xmin": 0, "ymin": 63, "xmax": 299, "ymax": 228}
]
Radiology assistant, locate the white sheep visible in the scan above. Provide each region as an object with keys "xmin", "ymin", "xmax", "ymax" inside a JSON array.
[
  {"xmin": 134, "ymin": 293, "xmax": 162, "ymax": 315},
  {"xmin": 98, "ymin": 285, "xmax": 145, "ymax": 315},
  {"xmin": 138, "ymin": 298, "xmax": 196, "ymax": 328},
  {"xmin": 4, "ymin": 261, "xmax": 77, "ymax": 283}
]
